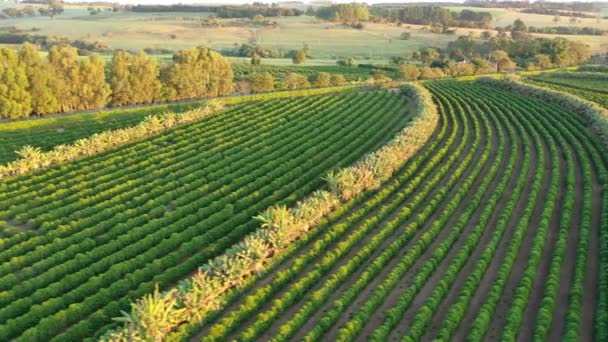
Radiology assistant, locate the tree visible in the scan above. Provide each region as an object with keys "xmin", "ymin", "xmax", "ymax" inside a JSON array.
[
  {"xmin": 110, "ymin": 51, "xmax": 162, "ymax": 106},
  {"xmin": 252, "ymin": 14, "xmax": 265, "ymax": 25},
  {"xmin": 38, "ymin": 7, "xmax": 50, "ymax": 16},
  {"xmin": 370, "ymin": 70, "xmax": 391, "ymax": 82},
  {"xmin": 305, "ymin": 6, "xmax": 315, "ymax": 16},
  {"xmin": 530, "ymin": 54, "xmax": 553, "ymax": 70},
  {"xmin": 2, "ymin": 8, "xmax": 22, "ymax": 18},
  {"xmin": 316, "ymin": 4, "xmax": 369, "ymax": 22},
  {"xmin": 399, "ymin": 32, "xmax": 411, "ymax": 40},
  {"xmin": 163, "ymin": 47, "xmax": 233, "ymax": 101},
  {"xmin": 398, "ymin": 64, "xmax": 420, "ymax": 81},
  {"xmin": 346, "ymin": 57, "xmax": 356, "ymax": 66},
  {"xmin": 292, "ymin": 49, "xmax": 306, "ymax": 64},
  {"xmin": 330, "ymin": 74, "xmax": 347, "ymax": 86},
  {"xmin": 76, "ymin": 54, "xmax": 111, "ymax": 109},
  {"xmin": 490, "ymin": 50, "xmax": 516, "ymax": 72},
  {"xmin": 284, "ymin": 73, "xmax": 310, "ymax": 89},
  {"xmin": 419, "ymin": 66, "xmax": 443, "ymax": 79},
  {"xmin": 471, "ymin": 57, "xmax": 494, "ymax": 74},
  {"xmin": 18, "ymin": 43, "xmax": 60, "ymax": 115},
  {"xmin": 251, "ymin": 54, "xmax": 261, "ymax": 65},
  {"xmin": 312, "ymin": 72, "xmax": 331, "ymax": 87},
  {"xmin": 512, "ymin": 19, "xmax": 527, "ymax": 33},
  {"xmin": 249, "ymin": 72, "xmax": 274, "ymax": 93},
  {"xmin": 23, "ymin": 5, "xmax": 36, "ymax": 16},
  {"xmin": 0, "ymin": 48, "xmax": 31, "ymax": 118},
  {"xmin": 48, "ymin": 45, "xmax": 81, "ymax": 112},
  {"xmin": 553, "ymin": 15, "xmax": 561, "ymax": 23},
  {"xmin": 48, "ymin": 0, "xmax": 64, "ymax": 18},
  {"xmin": 420, "ymin": 47, "xmax": 440, "ymax": 65}
]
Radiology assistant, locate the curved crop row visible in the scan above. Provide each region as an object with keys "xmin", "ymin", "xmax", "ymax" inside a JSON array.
[
  {"xmin": 103, "ymin": 83, "xmax": 439, "ymax": 341},
  {"xmin": 479, "ymin": 76, "xmax": 608, "ymax": 141},
  {"xmin": 184, "ymin": 80, "xmax": 607, "ymax": 342},
  {"xmin": 0, "ymin": 89, "xmax": 410, "ymax": 342}
]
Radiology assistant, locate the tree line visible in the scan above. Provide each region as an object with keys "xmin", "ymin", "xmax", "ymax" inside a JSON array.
[
  {"xmin": 463, "ymin": 0, "xmax": 598, "ymax": 12},
  {"xmin": 0, "ymin": 44, "xmax": 233, "ymax": 119},
  {"xmin": 315, "ymin": 4, "xmax": 370, "ymax": 23},
  {"xmin": 371, "ymin": 6, "xmax": 493, "ymax": 30},
  {"xmin": 395, "ymin": 19, "xmax": 591, "ymax": 81},
  {"xmin": 129, "ymin": 4, "xmax": 302, "ymax": 18},
  {"xmin": 0, "ymin": 0, "xmax": 63, "ymax": 19}
]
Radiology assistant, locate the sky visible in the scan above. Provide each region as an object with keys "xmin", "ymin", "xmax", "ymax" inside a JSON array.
[
  {"xmin": 62, "ymin": 0, "xmax": 465, "ymax": 4},
  {"xmin": 61, "ymin": 0, "xmax": 605, "ymax": 4}
]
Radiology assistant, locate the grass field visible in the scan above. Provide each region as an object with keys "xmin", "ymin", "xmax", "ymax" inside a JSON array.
[
  {"xmin": 1, "ymin": 13, "xmax": 453, "ymax": 59},
  {"xmin": 2, "ymin": 4, "xmax": 606, "ymax": 58},
  {"xmin": 0, "ymin": 89, "xmax": 414, "ymax": 341},
  {"xmin": 178, "ymin": 80, "xmax": 607, "ymax": 342}
]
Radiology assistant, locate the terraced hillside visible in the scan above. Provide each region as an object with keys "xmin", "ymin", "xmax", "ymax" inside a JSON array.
[
  {"xmin": 185, "ymin": 81, "xmax": 607, "ymax": 342},
  {"xmin": 0, "ymin": 90, "xmax": 412, "ymax": 341}
]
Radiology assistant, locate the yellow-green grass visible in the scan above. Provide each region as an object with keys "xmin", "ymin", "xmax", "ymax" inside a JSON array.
[
  {"xmin": 3, "ymin": 14, "xmax": 454, "ymax": 59},
  {"xmin": 443, "ymin": 6, "xmax": 607, "ymax": 29}
]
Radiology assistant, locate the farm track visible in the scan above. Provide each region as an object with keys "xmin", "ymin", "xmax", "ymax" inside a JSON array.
[
  {"xmin": 0, "ymin": 91, "xmax": 413, "ymax": 341},
  {"xmin": 190, "ymin": 81, "xmax": 607, "ymax": 342}
]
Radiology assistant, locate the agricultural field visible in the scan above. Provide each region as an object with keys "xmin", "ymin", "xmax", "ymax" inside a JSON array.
[
  {"xmin": 171, "ymin": 80, "xmax": 607, "ymax": 341},
  {"xmin": 231, "ymin": 63, "xmax": 396, "ymax": 82},
  {"xmin": 0, "ymin": 89, "xmax": 414, "ymax": 340},
  {"xmin": 1, "ymin": 2, "xmax": 607, "ymax": 341},
  {"xmin": 525, "ymin": 72, "xmax": 608, "ymax": 109},
  {"xmin": 0, "ymin": 101, "xmax": 202, "ymax": 164}
]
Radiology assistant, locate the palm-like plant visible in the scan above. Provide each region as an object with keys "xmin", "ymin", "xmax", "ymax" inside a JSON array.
[
  {"xmin": 16, "ymin": 145, "xmax": 43, "ymax": 170},
  {"xmin": 114, "ymin": 285, "xmax": 186, "ymax": 342},
  {"xmin": 323, "ymin": 170, "xmax": 339, "ymax": 195}
]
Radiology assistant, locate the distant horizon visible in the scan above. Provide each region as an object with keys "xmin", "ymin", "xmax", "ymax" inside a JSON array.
[
  {"xmin": 60, "ymin": 0, "xmax": 608, "ymax": 5},
  {"xmin": 62, "ymin": 0, "xmax": 463, "ymax": 4}
]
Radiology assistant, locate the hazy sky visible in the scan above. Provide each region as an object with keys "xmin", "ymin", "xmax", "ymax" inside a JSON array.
[
  {"xmin": 62, "ymin": 0, "xmax": 599, "ymax": 4},
  {"xmin": 64, "ymin": 0, "xmax": 464, "ymax": 4}
]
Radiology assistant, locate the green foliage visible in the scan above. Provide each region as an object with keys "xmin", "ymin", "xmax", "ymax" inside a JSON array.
[
  {"xmin": 0, "ymin": 101, "xmax": 203, "ymax": 164},
  {"xmin": 312, "ymin": 72, "xmax": 331, "ymax": 88},
  {"xmin": 0, "ymin": 48, "xmax": 31, "ymax": 119},
  {"xmin": 152, "ymin": 80, "xmax": 606, "ymax": 342},
  {"xmin": 163, "ymin": 47, "xmax": 233, "ymax": 101},
  {"xmin": 490, "ymin": 50, "xmax": 516, "ymax": 72},
  {"xmin": 284, "ymin": 73, "xmax": 310, "ymax": 90},
  {"xmin": 398, "ymin": 64, "xmax": 420, "ymax": 81},
  {"xmin": 330, "ymin": 74, "xmax": 347, "ymax": 86},
  {"xmin": 292, "ymin": 49, "xmax": 307, "ymax": 65},
  {"xmin": 399, "ymin": 32, "xmax": 412, "ymax": 40},
  {"xmin": 110, "ymin": 51, "xmax": 162, "ymax": 106},
  {"xmin": 249, "ymin": 72, "xmax": 274, "ymax": 93},
  {"xmin": 315, "ymin": 4, "xmax": 369, "ymax": 23},
  {"xmin": 0, "ymin": 89, "xmax": 419, "ymax": 341},
  {"xmin": 18, "ymin": 43, "xmax": 60, "ymax": 115},
  {"xmin": 250, "ymin": 55, "xmax": 261, "ymax": 66}
]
